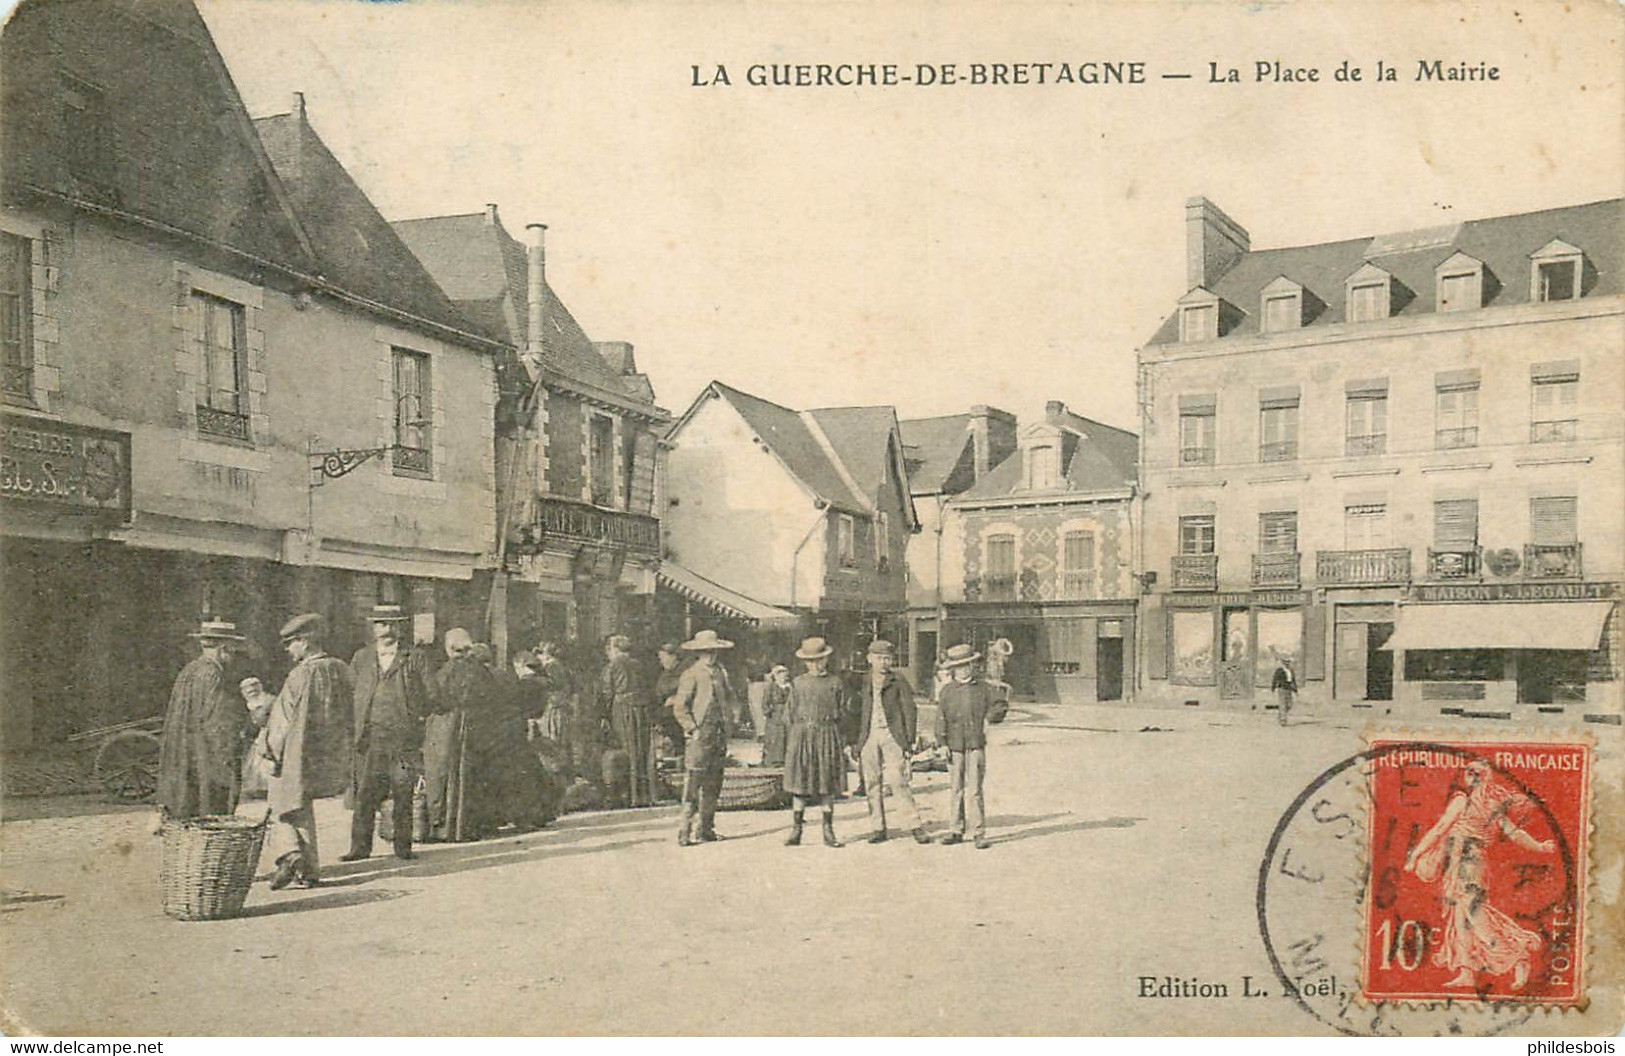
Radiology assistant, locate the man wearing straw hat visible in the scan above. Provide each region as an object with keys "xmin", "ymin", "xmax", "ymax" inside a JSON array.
[
  {"xmin": 933, "ymin": 643, "xmax": 1008, "ymax": 850},
  {"xmin": 668, "ymin": 629, "xmax": 736, "ymax": 846},
  {"xmin": 158, "ymin": 618, "xmax": 253, "ymax": 819},
  {"xmin": 344, "ymin": 603, "xmax": 434, "ymax": 861},
  {"xmin": 263, "ymin": 613, "xmax": 351, "ymax": 890}
]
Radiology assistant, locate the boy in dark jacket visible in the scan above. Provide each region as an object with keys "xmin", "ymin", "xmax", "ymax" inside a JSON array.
[{"xmin": 932, "ymin": 643, "xmax": 1008, "ymax": 849}]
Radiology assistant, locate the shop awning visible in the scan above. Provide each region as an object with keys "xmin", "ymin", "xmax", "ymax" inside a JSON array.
[
  {"xmin": 1382, "ymin": 601, "xmax": 1613, "ymax": 652},
  {"xmin": 657, "ymin": 561, "xmax": 802, "ymax": 630}
]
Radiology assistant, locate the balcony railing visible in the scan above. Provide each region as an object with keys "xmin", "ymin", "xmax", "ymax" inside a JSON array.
[
  {"xmin": 1180, "ymin": 446, "xmax": 1215, "ymax": 466},
  {"xmin": 1428, "ymin": 547, "xmax": 1482, "ymax": 580},
  {"xmin": 1171, "ymin": 553, "xmax": 1218, "ymax": 592},
  {"xmin": 1525, "ymin": 543, "xmax": 1582, "ymax": 580},
  {"xmin": 2, "ymin": 363, "xmax": 34, "ymax": 402},
  {"xmin": 1251, "ymin": 551, "xmax": 1301, "ymax": 588},
  {"xmin": 1532, "ymin": 419, "xmax": 1578, "ymax": 443},
  {"xmin": 196, "ymin": 404, "xmax": 251, "ymax": 443},
  {"xmin": 1259, "ymin": 440, "xmax": 1297, "ymax": 462},
  {"xmin": 392, "ymin": 445, "xmax": 432, "ymax": 476},
  {"xmin": 1058, "ymin": 572, "xmax": 1097, "ymax": 600},
  {"xmin": 1316, "ymin": 548, "xmax": 1411, "ymax": 585},
  {"xmin": 534, "ymin": 495, "xmax": 660, "ymax": 557},
  {"xmin": 1345, "ymin": 433, "xmax": 1386, "ymax": 457},
  {"xmin": 1435, "ymin": 427, "xmax": 1479, "ymax": 450}
]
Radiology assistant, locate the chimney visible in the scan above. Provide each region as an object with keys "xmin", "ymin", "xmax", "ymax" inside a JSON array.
[
  {"xmin": 290, "ymin": 92, "xmax": 305, "ymax": 122},
  {"xmin": 1045, "ymin": 400, "xmax": 1066, "ymax": 421},
  {"xmin": 969, "ymin": 405, "xmax": 1019, "ymax": 480},
  {"xmin": 1185, "ymin": 196, "xmax": 1249, "ymax": 291},
  {"xmin": 484, "ymin": 203, "xmax": 500, "ymax": 226},
  {"xmin": 593, "ymin": 340, "xmax": 636, "ymax": 375},
  {"xmin": 524, "ymin": 223, "xmax": 547, "ymax": 365}
]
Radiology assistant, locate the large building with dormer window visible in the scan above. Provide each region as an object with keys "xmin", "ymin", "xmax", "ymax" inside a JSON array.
[{"xmin": 1137, "ymin": 197, "xmax": 1623, "ymax": 723}]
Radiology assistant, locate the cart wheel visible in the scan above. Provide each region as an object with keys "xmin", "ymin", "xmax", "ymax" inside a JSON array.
[{"xmin": 94, "ymin": 730, "xmax": 162, "ymax": 802}]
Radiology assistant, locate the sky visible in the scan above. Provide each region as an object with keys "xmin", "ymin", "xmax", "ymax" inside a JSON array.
[{"xmin": 196, "ymin": 0, "xmax": 1622, "ymax": 433}]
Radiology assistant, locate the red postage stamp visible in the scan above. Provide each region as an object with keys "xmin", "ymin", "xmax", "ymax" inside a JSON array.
[{"xmin": 1362, "ymin": 740, "xmax": 1590, "ymax": 1005}]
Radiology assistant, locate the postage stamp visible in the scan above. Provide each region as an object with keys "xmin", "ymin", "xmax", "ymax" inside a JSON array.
[{"xmin": 1361, "ymin": 740, "xmax": 1591, "ymax": 1007}]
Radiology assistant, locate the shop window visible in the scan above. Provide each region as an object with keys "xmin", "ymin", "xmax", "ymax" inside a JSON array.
[
  {"xmin": 1179, "ymin": 408, "xmax": 1215, "ymax": 466},
  {"xmin": 1345, "ymin": 394, "xmax": 1387, "ymax": 456},
  {"xmin": 1516, "ymin": 650, "xmax": 1587, "ymax": 704},
  {"xmin": 194, "ymin": 293, "xmax": 250, "ymax": 444},
  {"xmin": 1171, "ymin": 609, "xmax": 1215, "ymax": 685},
  {"xmin": 1255, "ymin": 608, "xmax": 1303, "ymax": 686},
  {"xmin": 1404, "ymin": 649, "xmax": 1503, "ymax": 682},
  {"xmin": 1179, "ymin": 515, "xmax": 1215, "ymax": 555},
  {"xmin": 1, "ymin": 231, "xmax": 32, "ymax": 404},
  {"xmin": 985, "ymin": 533, "xmax": 1016, "ymax": 600},
  {"xmin": 1531, "ymin": 373, "xmax": 1579, "ymax": 443}
]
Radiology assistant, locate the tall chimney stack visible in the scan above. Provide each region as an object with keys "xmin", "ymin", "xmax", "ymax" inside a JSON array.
[
  {"xmin": 290, "ymin": 92, "xmax": 305, "ymax": 122},
  {"xmin": 524, "ymin": 223, "xmax": 547, "ymax": 366},
  {"xmin": 969, "ymin": 405, "xmax": 1019, "ymax": 480},
  {"xmin": 1185, "ymin": 197, "xmax": 1249, "ymax": 291}
]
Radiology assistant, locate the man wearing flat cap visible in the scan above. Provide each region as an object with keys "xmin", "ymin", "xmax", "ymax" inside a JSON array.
[
  {"xmin": 857, "ymin": 640, "xmax": 930, "ymax": 844},
  {"xmin": 345, "ymin": 603, "xmax": 435, "ymax": 861},
  {"xmin": 263, "ymin": 613, "xmax": 352, "ymax": 889},
  {"xmin": 158, "ymin": 618, "xmax": 252, "ymax": 819}
]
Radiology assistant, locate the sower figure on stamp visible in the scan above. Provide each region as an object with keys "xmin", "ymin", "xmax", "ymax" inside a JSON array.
[
  {"xmin": 263, "ymin": 613, "xmax": 351, "ymax": 889},
  {"xmin": 669, "ymin": 630, "xmax": 735, "ymax": 845},
  {"xmin": 158, "ymin": 619, "xmax": 252, "ymax": 820},
  {"xmin": 601, "ymin": 634, "xmax": 655, "ymax": 808},
  {"xmin": 782, "ymin": 637, "xmax": 851, "ymax": 849},
  {"xmin": 857, "ymin": 640, "xmax": 930, "ymax": 845},
  {"xmin": 1271, "ymin": 656, "xmax": 1297, "ymax": 726},
  {"xmin": 345, "ymin": 604, "xmax": 434, "ymax": 861},
  {"xmin": 933, "ymin": 643, "xmax": 1007, "ymax": 850}
]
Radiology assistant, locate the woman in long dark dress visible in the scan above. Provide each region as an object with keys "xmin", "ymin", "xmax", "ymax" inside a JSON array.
[
  {"xmin": 782, "ymin": 638, "xmax": 849, "ymax": 848},
  {"xmin": 760, "ymin": 664, "xmax": 790, "ymax": 767}
]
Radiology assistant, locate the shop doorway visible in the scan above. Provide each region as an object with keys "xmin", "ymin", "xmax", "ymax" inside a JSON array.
[
  {"xmin": 1366, "ymin": 622, "xmax": 1395, "ymax": 701},
  {"xmin": 1219, "ymin": 606, "xmax": 1251, "ymax": 699},
  {"xmin": 915, "ymin": 630, "xmax": 937, "ymax": 689},
  {"xmin": 1334, "ymin": 607, "xmax": 1395, "ymax": 702},
  {"xmin": 1096, "ymin": 637, "xmax": 1123, "ymax": 701}
]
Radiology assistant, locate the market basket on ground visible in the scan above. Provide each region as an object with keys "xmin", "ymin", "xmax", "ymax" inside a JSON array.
[
  {"xmin": 159, "ymin": 812, "xmax": 269, "ymax": 921},
  {"xmin": 659, "ymin": 764, "xmax": 788, "ymax": 810}
]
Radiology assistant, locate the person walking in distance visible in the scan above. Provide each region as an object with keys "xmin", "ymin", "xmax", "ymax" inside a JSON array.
[
  {"xmin": 782, "ymin": 637, "xmax": 851, "ymax": 849},
  {"xmin": 857, "ymin": 640, "xmax": 930, "ymax": 844},
  {"xmin": 344, "ymin": 604, "xmax": 434, "ymax": 861},
  {"xmin": 1272, "ymin": 655, "xmax": 1298, "ymax": 726},
  {"xmin": 157, "ymin": 619, "xmax": 252, "ymax": 820},
  {"xmin": 933, "ymin": 644, "xmax": 1008, "ymax": 850},
  {"xmin": 668, "ymin": 630, "xmax": 736, "ymax": 845},
  {"xmin": 263, "ymin": 613, "xmax": 351, "ymax": 889}
]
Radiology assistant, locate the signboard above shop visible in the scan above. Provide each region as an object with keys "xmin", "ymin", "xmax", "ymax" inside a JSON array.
[{"xmin": 1, "ymin": 412, "xmax": 132, "ymax": 521}]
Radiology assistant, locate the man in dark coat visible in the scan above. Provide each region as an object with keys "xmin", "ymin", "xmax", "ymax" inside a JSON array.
[
  {"xmin": 933, "ymin": 644, "xmax": 1008, "ymax": 850},
  {"xmin": 157, "ymin": 619, "xmax": 251, "ymax": 819},
  {"xmin": 425, "ymin": 628, "xmax": 498, "ymax": 841},
  {"xmin": 263, "ymin": 613, "xmax": 351, "ymax": 889},
  {"xmin": 669, "ymin": 630, "xmax": 735, "ymax": 845},
  {"xmin": 601, "ymin": 634, "xmax": 654, "ymax": 807},
  {"xmin": 344, "ymin": 604, "xmax": 434, "ymax": 861},
  {"xmin": 856, "ymin": 640, "xmax": 930, "ymax": 844}
]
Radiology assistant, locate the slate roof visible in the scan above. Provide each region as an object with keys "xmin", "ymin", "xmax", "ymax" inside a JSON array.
[
  {"xmin": 709, "ymin": 383, "xmax": 868, "ymax": 512},
  {"xmin": 1147, "ymin": 198, "xmax": 1622, "ymax": 345},
  {"xmin": 391, "ymin": 211, "xmax": 656, "ymax": 402},
  {"xmin": 254, "ymin": 111, "xmax": 471, "ymax": 336},
  {"xmin": 805, "ymin": 406, "xmax": 905, "ymax": 510},
  {"xmin": 1, "ymin": 0, "xmax": 312, "ymax": 270},
  {"xmin": 899, "ymin": 413, "xmax": 976, "ymax": 495},
  {"xmin": 956, "ymin": 409, "xmax": 1138, "ymax": 503}
]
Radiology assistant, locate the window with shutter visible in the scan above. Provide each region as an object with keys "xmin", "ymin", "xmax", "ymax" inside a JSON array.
[
  {"xmin": 1062, "ymin": 531, "xmax": 1095, "ymax": 599},
  {"xmin": 1434, "ymin": 499, "xmax": 1479, "ymax": 548},
  {"xmin": 1259, "ymin": 512, "xmax": 1298, "ymax": 554},
  {"xmin": 1531, "ymin": 377, "xmax": 1579, "ymax": 442},
  {"xmin": 1344, "ymin": 504, "xmax": 1389, "ymax": 550},
  {"xmin": 1179, "ymin": 515, "xmax": 1215, "ymax": 555},
  {"xmin": 1530, "ymin": 497, "xmax": 1578, "ymax": 545},
  {"xmin": 1, "ymin": 232, "xmax": 32, "ymax": 403},
  {"xmin": 986, "ymin": 534, "xmax": 1016, "ymax": 600}
]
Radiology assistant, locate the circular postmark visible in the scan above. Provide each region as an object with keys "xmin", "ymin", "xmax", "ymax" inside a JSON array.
[{"xmin": 1257, "ymin": 741, "xmax": 1579, "ymax": 1037}]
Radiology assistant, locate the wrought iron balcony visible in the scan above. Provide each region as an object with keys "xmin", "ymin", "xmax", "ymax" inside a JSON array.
[
  {"xmin": 1316, "ymin": 548, "xmax": 1411, "ymax": 585},
  {"xmin": 392, "ymin": 445, "xmax": 432, "ymax": 476},
  {"xmin": 1259, "ymin": 440, "xmax": 1298, "ymax": 462},
  {"xmin": 1524, "ymin": 543, "xmax": 1582, "ymax": 580},
  {"xmin": 1427, "ymin": 547, "xmax": 1482, "ymax": 580},
  {"xmin": 1435, "ymin": 427, "xmax": 1479, "ymax": 450},
  {"xmin": 1180, "ymin": 446, "xmax": 1215, "ymax": 466},
  {"xmin": 1251, "ymin": 551, "xmax": 1301, "ymax": 588},
  {"xmin": 1531, "ymin": 419, "xmax": 1578, "ymax": 443},
  {"xmin": 1171, "ymin": 553, "xmax": 1218, "ymax": 592},
  {"xmin": 1344, "ymin": 433, "xmax": 1386, "ymax": 457},
  {"xmin": 533, "ymin": 495, "xmax": 660, "ymax": 557},
  {"xmin": 196, "ymin": 404, "xmax": 250, "ymax": 443}
]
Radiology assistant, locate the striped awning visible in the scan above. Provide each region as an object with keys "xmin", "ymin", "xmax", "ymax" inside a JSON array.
[
  {"xmin": 1382, "ymin": 601, "xmax": 1612, "ymax": 652},
  {"xmin": 657, "ymin": 561, "xmax": 802, "ymax": 630}
]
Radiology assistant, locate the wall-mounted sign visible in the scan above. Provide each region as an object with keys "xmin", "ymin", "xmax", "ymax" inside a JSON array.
[
  {"xmin": 1167, "ymin": 590, "xmax": 1310, "ymax": 608},
  {"xmin": 0, "ymin": 413, "xmax": 131, "ymax": 520},
  {"xmin": 1410, "ymin": 582, "xmax": 1619, "ymax": 603}
]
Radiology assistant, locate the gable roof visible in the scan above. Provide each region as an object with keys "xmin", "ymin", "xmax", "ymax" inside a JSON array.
[
  {"xmin": 252, "ymin": 109, "xmax": 472, "ymax": 336},
  {"xmin": 1146, "ymin": 198, "xmax": 1623, "ymax": 345},
  {"xmin": 899, "ymin": 413, "xmax": 977, "ymax": 495},
  {"xmin": 391, "ymin": 210, "xmax": 659, "ymax": 405},
  {"xmin": 1, "ymin": 0, "xmax": 313, "ymax": 270},
  {"xmin": 957, "ymin": 409, "xmax": 1138, "ymax": 503}
]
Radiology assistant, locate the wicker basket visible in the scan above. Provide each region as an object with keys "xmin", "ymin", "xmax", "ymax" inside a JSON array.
[
  {"xmin": 658, "ymin": 765, "xmax": 788, "ymax": 810},
  {"xmin": 159, "ymin": 812, "xmax": 268, "ymax": 921}
]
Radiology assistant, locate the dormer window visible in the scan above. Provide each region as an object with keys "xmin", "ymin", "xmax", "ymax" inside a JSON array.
[
  {"xmin": 1345, "ymin": 263, "xmax": 1393, "ymax": 322},
  {"xmin": 1435, "ymin": 252, "xmax": 1486, "ymax": 313},
  {"xmin": 1530, "ymin": 239, "xmax": 1585, "ymax": 302},
  {"xmin": 1260, "ymin": 276, "xmax": 1303, "ymax": 333},
  {"xmin": 1028, "ymin": 445, "xmax": 1058, "ymax": 489},
  {"xmin": 1180, "ymin": 303, "xmax": 1217, "ymax": 342}
]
